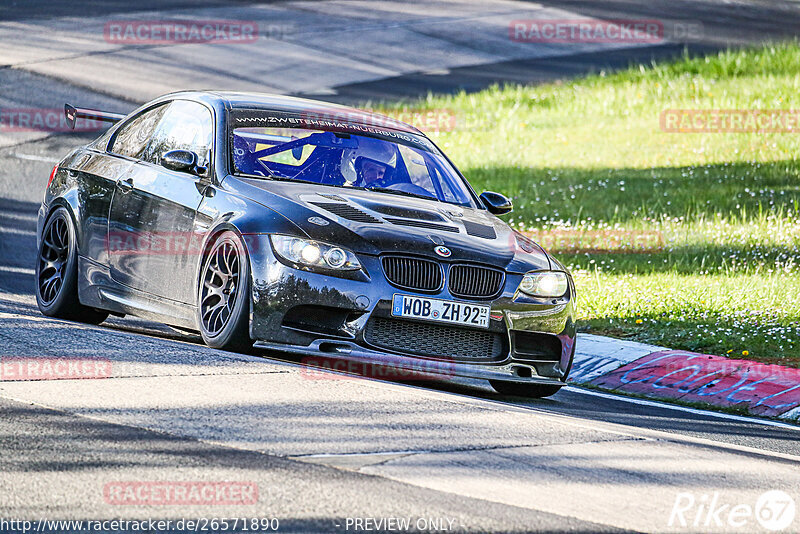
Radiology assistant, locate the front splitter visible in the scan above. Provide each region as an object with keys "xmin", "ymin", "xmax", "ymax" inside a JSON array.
[{"xmin": 253, "ymin": 338, "xmax": 565, "ymax": 385}]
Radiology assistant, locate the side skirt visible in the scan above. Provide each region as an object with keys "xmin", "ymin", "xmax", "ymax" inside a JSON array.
[{"xmin": 77, "ymin": 256, "xmax": 198, "ymax": 330}]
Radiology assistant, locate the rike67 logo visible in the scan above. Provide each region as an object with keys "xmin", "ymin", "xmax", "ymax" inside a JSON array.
[{"xmin": 669, "ymin": 490, "xmax": 796, "ymax": 531}]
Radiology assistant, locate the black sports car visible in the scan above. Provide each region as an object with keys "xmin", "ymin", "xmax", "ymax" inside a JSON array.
[{"xmin": 36, "ymin": 92, "xmax": 576, "ymax": 397}]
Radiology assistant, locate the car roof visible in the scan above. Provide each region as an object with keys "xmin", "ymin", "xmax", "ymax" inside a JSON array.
[{"xmin": 190, "ymin": 90, "xmax": 425, "ymax": 136}]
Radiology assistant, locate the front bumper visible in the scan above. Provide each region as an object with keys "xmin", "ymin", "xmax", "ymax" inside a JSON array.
[{"xmin": 245, "ymin": 235, "xmax": 576, "ymax": 384}]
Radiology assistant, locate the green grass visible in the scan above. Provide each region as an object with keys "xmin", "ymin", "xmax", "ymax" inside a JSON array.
[{"xmin": 374, "ymin": 42, "xmax": 800, "ymax": 367}]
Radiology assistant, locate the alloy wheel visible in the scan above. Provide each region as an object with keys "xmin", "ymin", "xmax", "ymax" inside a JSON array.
[
  {"xmin": 200, "ymin": 239, "xmax": 241, "ymax": 337},
  {"xmin": 37, "ymin": 213, "xmax": 70, "ymax": 305}
]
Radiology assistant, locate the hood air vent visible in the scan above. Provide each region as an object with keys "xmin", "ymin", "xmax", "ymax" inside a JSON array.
[
  {"xmin": 309, "ymin": 202, "xmax": 382, "ymax": 223},
  {"xmin": 463, "ymin": 220, "xmax": 497, "ymax": 239},
  {"xmin": 317, "ymin": 193, "xmax": 346, "ymax": 202},
  {"xmin": 385, "ymin": 218, "xmax": 459, "ymax": 233},
  {"xmin": 369, "ymin": 205, "xmax": 446, "ymax": 221}
]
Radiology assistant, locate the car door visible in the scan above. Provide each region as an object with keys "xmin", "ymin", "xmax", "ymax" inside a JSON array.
[
  {"xmin": 70, "ymin": 137, "xmax": 136, "ymax": 266},
  {"xmin": 105, "ymin": 103, "xmax": 170, "ymax": 290},
  {"xmin": 108, "ymin": 100, "xmax": 214, "ymax": 304}
]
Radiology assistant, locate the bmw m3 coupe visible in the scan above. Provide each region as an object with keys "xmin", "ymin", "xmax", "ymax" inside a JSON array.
[{"xmin": 36, "ymin": 91, "xmax": 576, "ymax": 397}]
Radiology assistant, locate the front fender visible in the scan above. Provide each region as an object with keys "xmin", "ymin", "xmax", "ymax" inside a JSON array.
[{"xmin": 193, "ymin": 184, "xmax": 309, "ymax": 308}]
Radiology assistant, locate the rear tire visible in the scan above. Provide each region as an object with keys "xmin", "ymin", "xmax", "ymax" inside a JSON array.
[
  {"xmin": 35, "ymin": 206, "xmax": 108, "ymax": 324},
  {"xmin": 490, "ymin": 380, "xmax": 562, "ymax": 398},
  {"xmin": 198, "ymin": 231, "xmax": 253, "ymax": 353}
]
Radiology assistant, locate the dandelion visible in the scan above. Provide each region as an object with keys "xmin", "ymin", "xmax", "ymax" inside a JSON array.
[{"xmin": 742, "ymin": 350, "xmax": 749, "ymax": 356}]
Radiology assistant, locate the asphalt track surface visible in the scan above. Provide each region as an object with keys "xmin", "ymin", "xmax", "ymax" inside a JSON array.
[{"xmin": 2, "ymin": 1, "xmax": 800, "ymax": 532}]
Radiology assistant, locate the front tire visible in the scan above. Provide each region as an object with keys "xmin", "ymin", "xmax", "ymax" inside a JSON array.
[
  {"xmin": 490, "ymin": 380, "xmax": 563, "ymax": 398},
  {"xmin": 35, "ymin": 206, "xmax": 108, "ymax": 324},
  {"xmin": 198, "ymin": 231, "xmax": 253, "ymax": 353}
]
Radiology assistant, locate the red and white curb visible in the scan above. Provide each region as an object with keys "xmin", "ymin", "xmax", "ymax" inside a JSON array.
[{"xmin": 570, "ymin": 334, "xmax": 800, "ymax": 420}]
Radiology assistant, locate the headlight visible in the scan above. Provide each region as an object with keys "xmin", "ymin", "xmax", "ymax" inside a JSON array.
[
  {"xmin": 518, "ymin": 271, "xmax": 568, "ymax": 297},
  {"xmin": 269, "ymin": 235, "xmax": 361, "ymax": 271}
]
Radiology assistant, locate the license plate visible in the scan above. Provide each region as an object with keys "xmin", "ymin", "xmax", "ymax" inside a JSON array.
[{"xmin": 391, "ymin": 294, "xmax": 490, "ymax": 329}]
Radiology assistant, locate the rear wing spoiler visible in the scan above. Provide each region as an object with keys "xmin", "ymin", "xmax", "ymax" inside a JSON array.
[{"xmin": 64, "ymin": 104, "xmax": 126, "ymax": 130}]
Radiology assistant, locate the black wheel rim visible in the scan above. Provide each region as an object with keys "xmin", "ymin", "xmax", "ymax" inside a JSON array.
[
  {"xmin": 38, "ymin": 214, "xmax": 69, "ymax": 305},
  {"xmin": 200, "ymin": 239, "xmax": 240, "ymax": 336}
]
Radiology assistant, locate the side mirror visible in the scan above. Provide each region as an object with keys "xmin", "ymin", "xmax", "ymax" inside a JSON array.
[
  {"xmin": 161, "ymin": 149, "xmax": 207, "ymax": 176},
  {"xmin": 479, "ymin": 191, "xmax": 513, "ymax": 215}
]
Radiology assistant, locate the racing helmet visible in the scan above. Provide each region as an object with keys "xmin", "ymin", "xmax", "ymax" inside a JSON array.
[{"xmin": 340, "ymin": 137, "xmax": 397, "ymax": 184}]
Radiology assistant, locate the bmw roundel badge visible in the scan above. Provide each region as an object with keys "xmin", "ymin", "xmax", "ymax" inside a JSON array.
[{"xmin": 435, "ymin": 245, "xmax": 452, "ymax": 257}]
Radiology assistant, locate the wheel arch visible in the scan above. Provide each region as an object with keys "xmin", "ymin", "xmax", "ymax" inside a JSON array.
[
  {"xmin": 192, "ymin": 194, "xmax": 306, "ymax": 307},
  {"xmin": 40, "ymin": 195, "xmax": 81, "ymax": 253}
]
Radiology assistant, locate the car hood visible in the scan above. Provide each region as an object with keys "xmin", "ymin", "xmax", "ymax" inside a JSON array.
[{"xmin": 233, "ymin": 178, "xmax": 552, "ymax": 273}]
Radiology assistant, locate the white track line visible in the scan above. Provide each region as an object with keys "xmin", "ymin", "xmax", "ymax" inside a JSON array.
[
  {"xmin": 0, "ymin": 227, "xmax": 35, "ymax": 236},
  {"xmin": 0, "ymin": 212, "xmax": 38, "ymax": 223},
  {"xmin": 0, "ymin": 265, "xmax": 35, "ymax": 276},
  {"xmin": 13, "ymin": 153, "xmax": 58, "ymax": 163},
  {"xmin": 564, "ymin": 385, "xmax": 800, "ymax": 431}
]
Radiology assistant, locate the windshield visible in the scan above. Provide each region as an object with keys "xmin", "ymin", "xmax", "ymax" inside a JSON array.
[{"xmin": 231, "ymin": 126, "xmax": 476, "ymax": 207}]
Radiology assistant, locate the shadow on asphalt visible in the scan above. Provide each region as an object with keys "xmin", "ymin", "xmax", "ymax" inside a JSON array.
[
  {"xmin": 2, "ymin": 398, "xmax": 621, "ymax": 533},
  {"xmin": 0, "ymin": 197, "xmax": 39, "ymax": 281}
]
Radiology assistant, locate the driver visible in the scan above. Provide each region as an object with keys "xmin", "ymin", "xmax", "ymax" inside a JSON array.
[{"xmin": 340, "ymin": 137, "xmax": 397, "ymax": 188}]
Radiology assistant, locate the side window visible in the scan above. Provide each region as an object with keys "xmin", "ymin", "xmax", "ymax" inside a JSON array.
[
  {"xmin": 141, "ymin": 101, "xmax": 213, "ymax": 169},
  {"xmin": 109, "ymin": 104, "xmax": 169, "ymax": 159}
]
